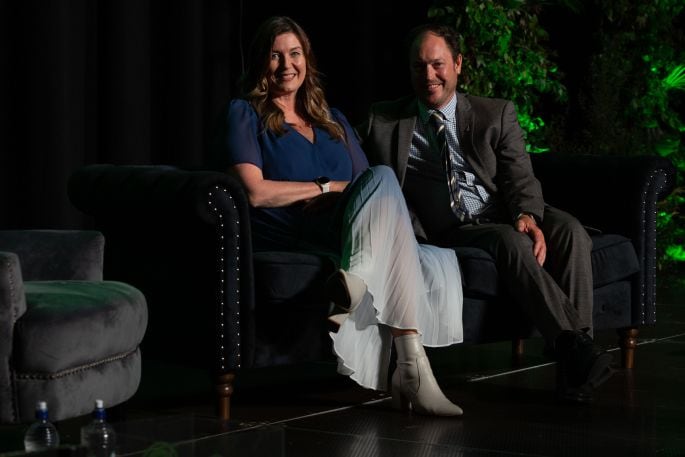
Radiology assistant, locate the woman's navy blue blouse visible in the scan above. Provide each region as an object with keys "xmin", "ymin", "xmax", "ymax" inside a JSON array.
[{"xmin": 223, "ymin": 99, "xmax": 369, "ymax": 251}]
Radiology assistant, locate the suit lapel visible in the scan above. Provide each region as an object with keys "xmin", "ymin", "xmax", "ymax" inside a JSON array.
[
  {"xmin": 397, "ymin": 119, "xmax": 414, "ymax": 184},
  {"xmin": 457, "ymin": 93, "xmax": 472, "ymax": 146},
  {"xmin": 457, "ymin": 93, "xmax": 487, "ymax": 178}
]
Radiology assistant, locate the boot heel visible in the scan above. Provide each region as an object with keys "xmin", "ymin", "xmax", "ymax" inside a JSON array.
[
  {"xmin": 391, "ymin": 386, "xmax": 410, "ymax": 411},
  {"xmin": 391, "ymin": 368, "xmax": 411, "ymax": 411}
]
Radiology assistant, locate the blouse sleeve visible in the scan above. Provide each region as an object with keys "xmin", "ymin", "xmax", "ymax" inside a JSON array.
[
  {"xmin": 331, "ymin": 108, "xmax": 369, "ymax": 178},
  {"xmin": 224, "ymin": 99, "xmax": 263, "ymax": 169}
]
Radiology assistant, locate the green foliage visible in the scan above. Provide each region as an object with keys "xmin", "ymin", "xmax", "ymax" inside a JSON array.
[
  {"xmin": 572, "ymin": 0, "xmax": 685, "ymax": 270},
  {"xmin": 427, "ymin": 0, "xmax": 567, "ymax": 153},
  {"xmin": 428, "ymin": 0, "xmax": 685, "ymax": 271}
]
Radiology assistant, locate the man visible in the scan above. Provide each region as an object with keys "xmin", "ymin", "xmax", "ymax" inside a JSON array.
[{"xmin": 357, "ymin": 23, "xmax": 613, "ymax": 402}]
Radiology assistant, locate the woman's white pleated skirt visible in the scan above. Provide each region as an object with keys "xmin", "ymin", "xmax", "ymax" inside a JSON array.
[{"xmin": 331, "ymin": 165, "xmax": 463, "ymax": 391}]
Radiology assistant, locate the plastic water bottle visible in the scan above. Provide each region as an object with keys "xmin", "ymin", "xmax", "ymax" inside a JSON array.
[
  {"xmin": 80, "ymin": 399, "xmax": 117, "ymax": 457},
  {"xmin": 24, "ymin": 401, "xmax": 60, "ymax": 452}
]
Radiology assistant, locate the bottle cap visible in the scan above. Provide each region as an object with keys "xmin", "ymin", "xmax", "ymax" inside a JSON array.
[
  {"xmin": 36, "ymin": 401, "xmax": 47, "ymax": 411},
  {"xmin": 95, "ymin": 399, "xmax": 104, "ymax": 409}
]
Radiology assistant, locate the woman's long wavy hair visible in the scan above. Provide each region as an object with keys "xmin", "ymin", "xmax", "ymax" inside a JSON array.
[{"xmin": 239, "ymin": 16, "xmax": 345, "ymax": 140}]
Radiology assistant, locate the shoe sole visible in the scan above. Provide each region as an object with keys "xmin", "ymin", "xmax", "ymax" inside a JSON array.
[
  {"xmin": 324, "ymin": 270, "xmax": 352, "ymax": 313},
  {"xmin": 327, "ymin": 313, "xmax": 349, "ymax": 330},
  {"xmin": 584, "ymin": 352, "xmax": 614, "ymax": 389},
  {"xmin": 557, "ymin": 352, "xmax": 615, "ymax": 404}
]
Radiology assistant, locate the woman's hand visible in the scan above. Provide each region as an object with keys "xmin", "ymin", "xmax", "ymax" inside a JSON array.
[{"xmin": 303, "ymin": 192, "xmax": 343, "ymax": 213}]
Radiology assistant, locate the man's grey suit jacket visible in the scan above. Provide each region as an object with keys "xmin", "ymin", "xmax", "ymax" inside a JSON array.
[{"xmin": 357, "ymin": 92, "xmax": 545, "ymax": 236}]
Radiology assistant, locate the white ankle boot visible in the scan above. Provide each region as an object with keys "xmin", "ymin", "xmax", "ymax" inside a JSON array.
[
  {"xmin": 326, "ymin": 269, "xmax": 367, "ymax": 327},
  {"xmin": 391, "ymin": 334, "xmax": 463, "ymax": 416}
]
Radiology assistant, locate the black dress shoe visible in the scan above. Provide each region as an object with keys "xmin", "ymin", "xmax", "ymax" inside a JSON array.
[{"xmin": 554, "ymin": 330, "xmax": 615, "ymax": 403}]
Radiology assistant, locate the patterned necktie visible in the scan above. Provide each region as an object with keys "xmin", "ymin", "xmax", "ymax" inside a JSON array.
[{"xmin": 430, "ymin": 111, "xmax": 464, "ymax": 220}]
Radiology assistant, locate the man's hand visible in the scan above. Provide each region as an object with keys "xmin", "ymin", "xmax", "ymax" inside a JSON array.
[{"xmin": 515, "ymin": 214, "xmax": 546, "ymax": 266}]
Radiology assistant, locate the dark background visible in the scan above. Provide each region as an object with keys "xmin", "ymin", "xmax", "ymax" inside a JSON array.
[
  {"xmin": 0, "ymin": 0, "xmax": 652, "ymax": 233},
  {"xmin": 0, "ymin": 0, "xmax": 432, "ymax": 230}
]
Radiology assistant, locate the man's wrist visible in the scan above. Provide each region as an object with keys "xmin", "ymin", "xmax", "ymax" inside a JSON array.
[{"xmin": 516, "ymin": 212, "xmax": 537, "ymax": 225}]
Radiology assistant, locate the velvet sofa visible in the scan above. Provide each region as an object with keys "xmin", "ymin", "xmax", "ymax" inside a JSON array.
[
  {"xmin": 67, "ymin": 153, "xmax": 675, "ymax": 421},
  {"xmin": 0, "ymin": 230, "xmax": 148, "ymax": 423}
]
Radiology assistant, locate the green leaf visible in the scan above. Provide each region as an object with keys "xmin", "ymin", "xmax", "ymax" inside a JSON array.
[
  {"xmin": 663, "ymin": 65, "xmax": 685, "ymax": 91},
  {"xmin": 666, "ymin": 245, "xmax": 685, "ymax": 262}
]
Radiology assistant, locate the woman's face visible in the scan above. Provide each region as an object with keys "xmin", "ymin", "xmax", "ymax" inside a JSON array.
[{"xmin": 268, "ymin": 32, "xmax": 306, "ymax": 98}]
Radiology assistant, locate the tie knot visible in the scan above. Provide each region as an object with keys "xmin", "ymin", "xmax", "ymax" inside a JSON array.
[{"xmin": 429, "ymin": 111, "xmax": 446, "ymax": 135}]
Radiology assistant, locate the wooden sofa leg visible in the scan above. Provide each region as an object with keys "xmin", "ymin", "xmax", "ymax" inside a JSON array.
[
  {"xmin": 216, "ymin": 372, "xmax": 236, "ymax": 421},
  {"xmin": 618, "ymin": 327, "xmax": 639, "ymax": 369}
]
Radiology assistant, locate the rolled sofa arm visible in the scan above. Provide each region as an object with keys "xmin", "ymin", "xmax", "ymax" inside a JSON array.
[
  {"xmin": 0, "ymin": 251, "xmax": 26, "ymax": 421},
  {"xmin": 68, "ymin": 164, "xmax": 255, "ymax": 374},
  {"xmin": 531, "ymin": 154, "xmax": 676, "ymax": 325}
]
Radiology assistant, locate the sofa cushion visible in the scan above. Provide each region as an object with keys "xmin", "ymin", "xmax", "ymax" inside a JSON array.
[
  {"xmin": 590, "ymin": 234, "xmax": 640, "ymax": 287},
  {"xmin": 14, "ymin": 280, "xmax": 147, "ymax": 374},
  {"xmin": 253, "ymin": 251, "xmax": 336, "ymax": 308},
  {"xmin": 453, "ymin": 233, "xmax": 639, "ymax": 299},
  {"xmin": 253, "ymin": 233, "xmax": 639, "ymax": 305},
  {"xmin": 452, "ymin": 246, "xmax": 499, "ymax": 298}
]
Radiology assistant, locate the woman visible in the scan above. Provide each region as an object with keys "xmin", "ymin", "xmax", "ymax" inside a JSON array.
[{"xmin": 218, "ymin": 16, "xmax": 464, "ymax": 416}]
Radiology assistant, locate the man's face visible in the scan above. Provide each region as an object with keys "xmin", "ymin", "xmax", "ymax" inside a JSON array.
[{"xmin": 409, "ymin": 32, "xmax": 462, "ymax": 110}]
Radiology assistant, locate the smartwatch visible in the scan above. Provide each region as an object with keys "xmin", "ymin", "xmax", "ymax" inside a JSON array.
[{"xmin": 315, "ymin": 176, "xmax": 331, "ymax": 193}]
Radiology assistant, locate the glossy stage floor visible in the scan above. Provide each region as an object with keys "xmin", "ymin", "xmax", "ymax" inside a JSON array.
[{"xmin": 1, "ymin": 274, "xmax": 684, "ymax": 456}]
